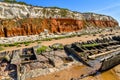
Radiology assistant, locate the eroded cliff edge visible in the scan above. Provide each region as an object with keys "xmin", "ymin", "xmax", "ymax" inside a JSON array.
[{"xmin": 0, "ymin": 2, "xmax": 119, "ymax": 37}]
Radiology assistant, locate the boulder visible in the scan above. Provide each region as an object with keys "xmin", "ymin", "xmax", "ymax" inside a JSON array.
[
  {"xmin": 50, "ymin": 43, "xmax": 64, "ymax": 50},
  {"xmin": 49, "ymin": 56, "xmax": 64, "ymax": 67}
]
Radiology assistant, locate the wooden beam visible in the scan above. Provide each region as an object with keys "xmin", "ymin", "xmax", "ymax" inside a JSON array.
[{"xmin": 88, "ymin": 47, "xmax": 120, "ymax": 59}]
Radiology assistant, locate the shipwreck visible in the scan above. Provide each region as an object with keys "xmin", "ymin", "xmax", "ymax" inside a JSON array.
[{"xmin": 0, "ymin": 36, "xmax": 120, "ymax": 80}]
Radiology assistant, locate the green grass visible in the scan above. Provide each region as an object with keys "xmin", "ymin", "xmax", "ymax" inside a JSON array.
[
  {"xmin": 37, "ymin": 41, "xmax": 41, "ymax": 44},
  {"xmin": 23, "ymin": 42, "xmax": 30, "ymax": 46},
  {"xmin": 53, "ymin": 35, "xmax": 76, "ymax": 40},
  {"xmin": 54, "ymin": 36, "xmax": 66, "ymax": 40},
  {"xmin": 0, "ymin": 41, "xmax": 33, "ymax": 47},
  {"xmin": 1, "ymin": 43, "xmax": 19, "ymax": 47},
  {"xmin": 59, "ymin": 9, "xmax": 68, "ymax": 17},
  {"xmin": 82, "ymin": 43, "xmax": 99, "ymax": 47},
  {"xmin": 0, "ymin": 46, "xmax": 4, "ymax": 51},
  {"xmin": 16, "ymin": 44, "xmax": 21, "ymax": 47},
  {"xmin": 2, "ymin": 0, "xmax": 29, "ymax": 5},
  {"xmin": 37, "ymin": 45, "xmax": 48, "ymax": 54}
]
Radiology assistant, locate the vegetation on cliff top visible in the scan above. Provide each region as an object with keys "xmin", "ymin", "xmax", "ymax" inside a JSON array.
[{"xmin": 0, "ymin": 0, "xmax": 28, "ymax": 5}]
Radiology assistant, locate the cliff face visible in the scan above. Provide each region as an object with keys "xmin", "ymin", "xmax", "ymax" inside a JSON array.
[
  {"xmin": 82, "ymin": 13, "xmax": 118, "ymax": 27},
  {"xmin": 0, "ymin": 2, "xmax": 83, "ymax": 20},
  {"xmin": 0, "ymin": 2, "xmax": 119, "ymax": 37},
  {"xmin": 0, "ymin": 18, "xmax": 118, "ymax": 37}
]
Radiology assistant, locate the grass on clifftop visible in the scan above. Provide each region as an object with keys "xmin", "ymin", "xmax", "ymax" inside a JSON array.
[{"xmin": 1, "ymin": 0, "xmax": 29, "ymax": 5}]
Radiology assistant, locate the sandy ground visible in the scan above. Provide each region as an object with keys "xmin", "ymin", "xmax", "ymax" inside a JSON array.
[
  {"xmin": 27, "ymin": 65, "xmax": 119, "ymax": 80},
  {"xmin": 41, "ymin": 35, "xmax": 98, "ymax": 46},
  {"xmin": 27, "ymin": 64, "xmax": 86, "ymax": 80},
  {"xmin": 81, "ymin": 67, "xmax": 119, "ymax": 80},
  {"xmin": 41, "ymin": 30, "xmax": 120, "ymax": 46}
]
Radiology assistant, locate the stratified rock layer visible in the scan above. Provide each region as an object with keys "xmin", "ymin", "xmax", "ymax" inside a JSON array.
[
  {"xmin": 0, "ymin": 18, "xmax": 118, "ymax": 37},
  {"xmin": 0, "ymin": 2, "xmax": 119, "ymax": 37}
]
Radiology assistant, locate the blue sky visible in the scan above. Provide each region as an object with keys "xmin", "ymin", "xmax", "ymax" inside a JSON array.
[{"xmin": 17, "ymin": 0, "xmax": 120, "ymax": 23}]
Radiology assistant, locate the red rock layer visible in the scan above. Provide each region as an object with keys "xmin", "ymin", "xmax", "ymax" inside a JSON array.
[
  {"xmin": 86, "ymin": 20, "xmax": 118, "ymax": 27},
  {"xmin": 0, "ymin": 18, "xmax": 118, "ymax": 37}
]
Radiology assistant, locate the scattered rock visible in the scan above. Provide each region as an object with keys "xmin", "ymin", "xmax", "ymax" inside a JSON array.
[{"xmin": 49, "ymin": 56, "xmax": 64, "ymax": 67}]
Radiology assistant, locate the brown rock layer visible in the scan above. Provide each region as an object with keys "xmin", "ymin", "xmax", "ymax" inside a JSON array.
[{"xmin": 0, "ymin": 18, "xmax": 118, "ymax": 37}]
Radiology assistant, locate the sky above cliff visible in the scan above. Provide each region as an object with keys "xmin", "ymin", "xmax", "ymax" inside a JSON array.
[{"xmin": 17, "ymin": 0, "xmax": 120, "ymax": 24}]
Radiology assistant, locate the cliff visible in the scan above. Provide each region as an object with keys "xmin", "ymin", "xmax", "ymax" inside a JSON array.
[{"xmin": 0, "ymin": 2, "xmax": 119, "ymax": 37}]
